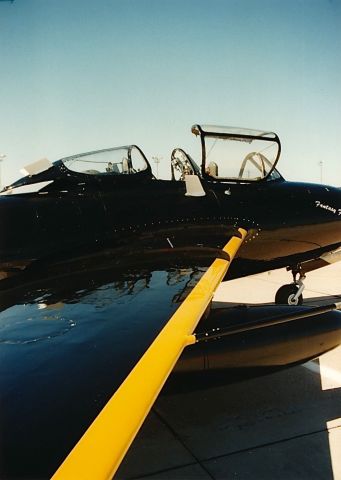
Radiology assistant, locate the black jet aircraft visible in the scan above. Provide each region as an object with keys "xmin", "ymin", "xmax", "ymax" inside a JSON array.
[
  {"xmin": 1, "ymin": 125, "xmax": 340, "ymax": 304},
  {"xmin": 0, "ymin": 124, "xmax": 340, "ymax": 479}
]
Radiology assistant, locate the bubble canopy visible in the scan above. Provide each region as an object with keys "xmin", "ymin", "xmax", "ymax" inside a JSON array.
[{"xmin": 191, "ymin": 124, "xmax": 281, "ymax": 182}]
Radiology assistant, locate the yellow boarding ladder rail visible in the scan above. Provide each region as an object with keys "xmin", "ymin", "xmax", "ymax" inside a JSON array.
[{"xmin": 52, "ymin": 228, "xmax": 248, "ymax": 480}]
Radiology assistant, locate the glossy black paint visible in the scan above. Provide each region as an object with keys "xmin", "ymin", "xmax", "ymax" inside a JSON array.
[
  {"xmin": 0, "ymin": 128, "xmax": 340, "ymax": 478},
  {"xmin": 178, "ymin": 304, "xmax": 341, "ymax": 373},
  {"xmin": 0, "ymin": 155, "xmax": 340, "ymax": 278},
  {"xmin": 0, "ymin": 262, "xmax": 189, "ymax": 478},
  {"xmin": 1, "ymin": 256, "xmax": 341, "ymax": 478}
]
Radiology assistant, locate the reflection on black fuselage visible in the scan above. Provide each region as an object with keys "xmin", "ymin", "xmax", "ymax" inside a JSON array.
[{"xmin": 0, "ymin": 260, "xmax": 202, "ymax": 478}]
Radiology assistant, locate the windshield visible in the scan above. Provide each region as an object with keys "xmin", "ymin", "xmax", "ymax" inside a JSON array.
[
  {"xmin": 60, "ymin": 145, "xmax": 149, "ymax": 175},
  {"xmin": 193, "ymin": 124, "xmax": 281, "ymax": 182},
  {"xmin": 171, "ymin": 148, "xmax": 201, "ymax": 180}
]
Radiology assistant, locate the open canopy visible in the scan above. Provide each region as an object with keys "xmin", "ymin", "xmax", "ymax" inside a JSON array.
[{"xmin": 192, "ymin": 124, "xmax": 281, "ymax": 182}]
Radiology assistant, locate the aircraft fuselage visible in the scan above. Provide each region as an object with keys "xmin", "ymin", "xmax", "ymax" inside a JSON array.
[{"xmin": 0, "ymin": 173, "xmax": 340, "ymax": 279}]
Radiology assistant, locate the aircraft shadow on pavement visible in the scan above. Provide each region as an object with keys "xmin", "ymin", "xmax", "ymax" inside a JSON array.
[
  {"xmin": 118, "ymin": 365, "xmax": 341, "ymax": 479},
  {"xmin": 118, "ymin": 311, "xmax": 341, "ymax": 479}
]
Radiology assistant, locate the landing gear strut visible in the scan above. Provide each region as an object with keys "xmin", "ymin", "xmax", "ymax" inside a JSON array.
[{"xmin": 275, "ymin": 265, "xmax": 306, "ymax": 305}]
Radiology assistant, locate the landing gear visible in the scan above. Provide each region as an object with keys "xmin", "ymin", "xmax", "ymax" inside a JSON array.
[
  {"xmin": 275, "ymin": 284, "xmax": 303, "ymax": 305},
  {"xmin": 275, "ymin": 265, "xmax": 306, "ymax": 305}
]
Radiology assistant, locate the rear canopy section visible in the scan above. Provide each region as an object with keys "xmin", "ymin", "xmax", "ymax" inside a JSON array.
[{"xmin": 192, "ymin": 124, "xmax": 281, "ymax": 182}]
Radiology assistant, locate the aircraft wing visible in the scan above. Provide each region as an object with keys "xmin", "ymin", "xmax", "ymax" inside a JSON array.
[
  {"xmin": 52, "ymin": 229, "xmax": 247, "ymax": 479},
  {"xmin": 0, "ymin": 229, "xmax": 247, "ymax": 479}
]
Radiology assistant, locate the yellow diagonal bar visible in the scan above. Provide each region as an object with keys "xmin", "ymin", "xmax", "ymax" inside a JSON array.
[{"xmin": 52, "ymin": 228, "xmax": 247, "ymax": 480}]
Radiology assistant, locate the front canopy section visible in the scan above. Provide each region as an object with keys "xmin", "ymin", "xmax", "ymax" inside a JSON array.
[
  {"xmin": 1, "ymin": 145, "xmax": 153, "ymax": 195},
  {"xmin": 192, "ymin": 124, "xmax": 281, "ymax": 182},
  {"xmin": 60, "ymin": 145, "xmax": 151, "ymax": 176}
]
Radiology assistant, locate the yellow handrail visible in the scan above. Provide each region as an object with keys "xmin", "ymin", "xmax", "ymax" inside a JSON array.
[{"xmin": 52, "ymin": 228, "xmax": 247, "ymax": 480}]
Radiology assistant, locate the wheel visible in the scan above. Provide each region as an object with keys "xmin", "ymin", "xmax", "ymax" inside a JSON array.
[{"xmin": 275, "ymin": 284, "xmax": 303, "ymax": 305}]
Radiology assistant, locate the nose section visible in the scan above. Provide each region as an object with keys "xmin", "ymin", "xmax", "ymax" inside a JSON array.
[
  {"xmin": 312, "ymin": 185, "xmax": 341, "ymax": 249},
  {"xmin": 316, "ymin": 185, "xmax": 341, "ymax": 217},
  {"xmin": 337, "ymin": 186, "xmax": 341, "ymax": 210}
]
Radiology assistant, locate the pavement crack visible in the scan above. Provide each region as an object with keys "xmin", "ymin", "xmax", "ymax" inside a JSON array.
[
  {"xmin": 152, "ymin": 406, "xmax": 216, "ymax": 480},
  {"xmin": 201, "ymin": 426, "xmax": 337, "ymax": 464}
]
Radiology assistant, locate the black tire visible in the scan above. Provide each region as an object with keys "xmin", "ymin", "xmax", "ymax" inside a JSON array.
[{"xmin": 275, "ymin": 284, "xmax": 303, "ymax": 305}]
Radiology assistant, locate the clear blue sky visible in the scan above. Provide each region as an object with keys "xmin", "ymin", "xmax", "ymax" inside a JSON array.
[{"xmin": 1, "ymin": 0, "xmax": 340, "ymax": 186}]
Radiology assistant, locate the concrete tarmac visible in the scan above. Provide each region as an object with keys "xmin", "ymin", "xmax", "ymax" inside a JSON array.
[{"xmin": 117, "ymin": 263, "xmax": 341, "ymax": 480}]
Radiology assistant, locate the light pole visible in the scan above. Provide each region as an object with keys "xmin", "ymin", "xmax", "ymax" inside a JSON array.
[
  {"xmin": 0, "ymin": 154, "xmax": 6, "ymax": 190},
  {"xmin": 152, "ymin": 156, "xmax": 162, "ymax": 179},
  {"xmin": 318, "ymin": 161, "xmax": 323, "ymax": 184}
]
